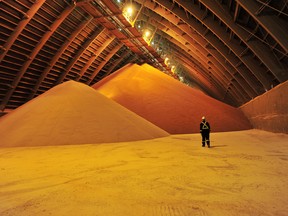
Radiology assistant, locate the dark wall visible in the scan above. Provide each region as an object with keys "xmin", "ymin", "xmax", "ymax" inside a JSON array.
[{"xmin": 240, "ymin": 81, "xmax": 288, "ymax": 134}]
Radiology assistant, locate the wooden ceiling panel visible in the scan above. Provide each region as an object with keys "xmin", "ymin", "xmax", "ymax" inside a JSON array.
[{"xmin": 0, "ymin": 0, "xmax": 287, "ymax": 111}]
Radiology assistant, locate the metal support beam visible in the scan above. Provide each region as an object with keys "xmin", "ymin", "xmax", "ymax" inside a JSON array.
[
  {"xmin": 171, "ymin": 0, "xmax": 271, "ymax": 90},
  {"xmin": 236, "ymin": 0, "xmax": 288, "ymax": 53},
  {"xmin": 154, "ymin": 27, "xmax": 229, "ymax": 99},
  {"xmin": 135, "ymin": 0, "xmax": 257, "ymax": 102},
  {"xmin": 201, "ymin": 0, "xmax": 287, "ymax": 83}
]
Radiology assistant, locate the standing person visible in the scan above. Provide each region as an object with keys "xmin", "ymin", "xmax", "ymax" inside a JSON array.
[{"xmin": 200, "ymin": 116, "xmax": 211, "ymax": 148}]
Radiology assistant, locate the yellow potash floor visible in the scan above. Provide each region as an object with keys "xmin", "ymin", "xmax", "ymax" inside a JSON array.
[{"xmin": 1, "ymin": 129, "xmax": 288, "ymax": 216}]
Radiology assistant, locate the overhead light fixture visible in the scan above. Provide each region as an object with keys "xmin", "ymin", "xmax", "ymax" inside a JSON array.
[
  {"xmin": 122, "ymin": 3, "xmax": 143, "ymax": 27},
  {"xmin": 164, "ymin": 57, "xmax": 169, "ymax": 65},
  {"xmin": 123, "ymin": 4, "xmax": 135, "ymax": 24},
  {"xmin": 145, "ymin": 30, "xmax": 150, "ymax": 37},
  {"xmin": 171, "ymin": 65, "xmax": 176, "ymax": 73},
  {"xmin": 127, "ymin": 7, "xmax": 133, "ymax": 16},
  {"xmin": 143, "ymin": 29, "xmax": 153, "ymax": 45}
]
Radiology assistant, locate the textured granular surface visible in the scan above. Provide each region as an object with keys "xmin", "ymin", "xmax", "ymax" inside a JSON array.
[{"xmin": 93, "ymin": 64, "xmax": 252, "ymax": 134}]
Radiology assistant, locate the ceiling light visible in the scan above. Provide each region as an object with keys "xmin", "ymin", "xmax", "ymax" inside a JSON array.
[
  {"xmin": 123, "ymin": 5, "xmax": 134, "ymax": 23},
  {"xmin": 171, "ymin": 65, "xmax": 176, "ymax": 73},
  {"xmin": 164, "ymin": 57, "xmax": 169, "ymax": 65},
  {"xmin": 143, "ymin": 30, "xmax": 152, "ymax": 45},
  {"xmin": 145, "ymin": 30, "xmax": 151, "ymax": 37},
  {"xmin": 127, "ymin": 7, "xmax": 133, "ymax": 16}
]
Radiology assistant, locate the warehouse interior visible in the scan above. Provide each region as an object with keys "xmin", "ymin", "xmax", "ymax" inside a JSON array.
[{"xmin": 0, "ymin": 0, "xmax": 288, "ymax": 215}]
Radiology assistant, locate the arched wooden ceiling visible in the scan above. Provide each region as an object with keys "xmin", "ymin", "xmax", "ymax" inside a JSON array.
[{"xmin": 0, "ymin": 0, "xmax": 287, "ymax": 111}]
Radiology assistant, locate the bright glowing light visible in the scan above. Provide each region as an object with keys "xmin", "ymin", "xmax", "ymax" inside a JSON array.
[
  {"xmin": 145, "ymin": 30, "xmax": 151, "ymax": 37},
  {"xmin": 143, "ymin": 30, "xmax": 152, "ymax": 45},
  {"xmin": 164, "ymin": 57, "xmax": 169, "ymax": 65},
  {"xmin": 127, "ymin": 7, "xmax": 133, "ymax": 16},
  {"xmin": 123, "ymin": 5, "xmax": 135, "ymax": 24},
  {"xmin": 171, "ymin": 65, "xmax": 176, "ymax": 73}
]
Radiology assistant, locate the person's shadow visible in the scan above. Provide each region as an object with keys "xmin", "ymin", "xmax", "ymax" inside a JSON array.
[{"xmin": 209, "ymin": 145, "xmax": 227, "ymax": 148}]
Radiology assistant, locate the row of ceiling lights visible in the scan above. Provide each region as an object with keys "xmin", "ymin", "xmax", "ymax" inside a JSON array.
[{"xmin": 120, "ymin": 1, "xmax": 178, "ymax": 76}]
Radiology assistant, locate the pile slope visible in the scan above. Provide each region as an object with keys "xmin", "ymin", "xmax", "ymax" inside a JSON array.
[
  {"xmin": 93, "ymin": 64, "xmax": 251, "ymax": 134},
  {"xmin": 0, "ymin": 81, "xmax": 169, "ymax": 147}
]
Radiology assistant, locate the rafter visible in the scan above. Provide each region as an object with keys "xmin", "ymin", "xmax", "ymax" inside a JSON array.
[
  {"xmin": 75, "ymin": 35, "xmax": 116, "ymax": 81},
  {"xmin": 135, "ymin": 0, "xmax": 258, "ymax": 103},
  {"xmin": 56, "ymin": 27, "xmax": 106, "ymax": 84},
  {"xmin": 27, "ymin": 17, "xmax": 94, "ymax": 100},
  {"xmin": 0, "ymin": 3, "xmax": 76, "ymax": 110},
  {"xmin": 87, "ymin": 43, "xmax": 124, "ymax": 85},
  {"xmin": 200, "ymin": 0, "xmax": 287, "ymax": 83},
  {"xmin": 0, "ymin": 0, "xmax": 46, "ymax": 62},
  {"xmin": 237, "ymin": 0, "xmax": 288, "ymax": 53}
]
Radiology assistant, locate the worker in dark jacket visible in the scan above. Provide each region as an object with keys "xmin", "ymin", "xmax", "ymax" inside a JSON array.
[{"xmin": 200, "ymin": 116, "xmax": 211, "ymax": 148}]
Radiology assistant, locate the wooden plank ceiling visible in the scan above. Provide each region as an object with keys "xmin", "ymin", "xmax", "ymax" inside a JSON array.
[{"xmin": 0, "ymin": 0, "xmax": 287, "ymax": 111}]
